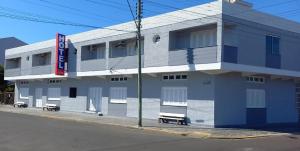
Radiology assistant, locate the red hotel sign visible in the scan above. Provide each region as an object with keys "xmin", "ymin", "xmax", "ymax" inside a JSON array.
[{"xmin": 55, "ymin": 33, "xmax": 66, "ymax": 75}]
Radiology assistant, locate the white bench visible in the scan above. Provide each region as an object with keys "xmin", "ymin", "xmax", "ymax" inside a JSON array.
[
  {"xmin": 13, "ymin": 101, "xmax": 28, "ymax": 108},
  {"xmin": 43, "ymin": 103, "xmax": 60, "ymax": 111},
  {"xmin": 159, "ymin": 112, "xmax": 188, "ymax": 125}
]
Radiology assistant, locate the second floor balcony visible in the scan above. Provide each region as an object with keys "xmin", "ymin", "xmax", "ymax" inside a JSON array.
[
  {"xmin": 31, "ymin": 52, "xmax": 52, "ymax": 75},
  {"xmin": 168, "ymin": 24, "xmax": 218, "ymax": 66},
  {"xmin": 109, "ymin": 39, "xmax": 144, "ymax": 70},
  {"xmin": 80, "ymin": 43, "xmax": 106, "ymax": 72},
  {"xmin": 5, "ymin": 57, "xmax": 21, "ymax": 77}
]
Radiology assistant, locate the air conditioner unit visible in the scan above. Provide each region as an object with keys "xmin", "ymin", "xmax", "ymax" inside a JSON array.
[{"xmin": 115, "ymin": 41, "xmax": 127, "ymax": 48}]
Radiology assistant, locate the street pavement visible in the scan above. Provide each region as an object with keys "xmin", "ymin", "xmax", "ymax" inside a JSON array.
[{"xmin": 0, "ymin": 111, "xmax": 300, "ymax": 151}]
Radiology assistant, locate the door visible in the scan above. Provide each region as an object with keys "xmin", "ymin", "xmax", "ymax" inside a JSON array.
[
  {"xmin": 35, "ymin": 88, "xmax": 43, "ymax": 108},
  {"xmin": 246, "ymin": 89, "xmax": 267, "ymax": 126},
  {"xmin": 88, "ymin": 87, "xmax": 102, "ymax": 112}
]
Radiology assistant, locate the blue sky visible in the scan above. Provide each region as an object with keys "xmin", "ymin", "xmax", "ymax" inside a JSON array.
[{"xmin": 0, "ymin": 0, "xmax": 299, "ymax": 44}]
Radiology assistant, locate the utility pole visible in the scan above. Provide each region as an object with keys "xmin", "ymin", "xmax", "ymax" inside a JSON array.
[{"xmin": 137, "ymin": 0, "xmax": 143, "ymax": 127}]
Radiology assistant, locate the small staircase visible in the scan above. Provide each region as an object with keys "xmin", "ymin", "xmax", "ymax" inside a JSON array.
[{"xmin": 296, "ymin": 83, "xmax": 300, "ymax": 122}]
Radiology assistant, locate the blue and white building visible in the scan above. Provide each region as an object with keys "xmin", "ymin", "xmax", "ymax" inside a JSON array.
[{"xmin": 4, "ymin": 0, "xmax": 300, "ymax": 127}]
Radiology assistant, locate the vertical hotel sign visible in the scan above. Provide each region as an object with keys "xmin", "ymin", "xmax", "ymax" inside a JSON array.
[{"xmin": 55, "ymin": 33, "xmax": 66, "ymax": 75}]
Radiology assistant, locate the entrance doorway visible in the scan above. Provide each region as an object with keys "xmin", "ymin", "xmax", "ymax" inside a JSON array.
[
  {"xmin": 35, "ymin": 88, "xmax": 43, "ymax": 108},
  {"xmin": 88, "ymin": 87, "xmax": 102, "ymax": 112}
]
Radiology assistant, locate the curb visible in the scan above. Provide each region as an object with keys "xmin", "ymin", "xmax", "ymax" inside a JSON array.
[{"xmin": 0, "ymin": 108, "xmax": 290, "ymax": 139}]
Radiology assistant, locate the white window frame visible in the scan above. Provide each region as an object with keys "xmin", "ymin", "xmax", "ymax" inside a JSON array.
[
  {"xmin": 246, "ymin": 76, "xmax": 265, "ymax": 84},
  {"xmin": 190, "ymin": 29, "xmax": 217, "ymax": 48},
  {"xmin": 162, "ymin": 74, "xmax": 188, "ymax": 81},
  {"xmin": 110, "ymin": 76, "xmax": 128, "ymax": 82},
  {"xmin": 246, "ymin": 89, "xmax": 266, "ymax": 108},
  {"xmin": 161, "ymin": 87, "xmax": 187, "ymax": 107},
  {"xmin": 47, "ymin": 87, "xmax": 61, "ymax": 101},
  {"xmin": 110, "ymin": 87, "xmax": 127, "ymax": 104},
  {"xmin": 19, "ymin": 87, "xmax": 29, "ymax": 99},
  {"xmin": 48, "ymin": 79, "xmax": 62, "ymax": 84}
]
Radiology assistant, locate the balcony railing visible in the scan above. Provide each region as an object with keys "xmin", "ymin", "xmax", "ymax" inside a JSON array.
[
  {"xmin": 80, "ymin": 59, "xmax": 106, "ymax": 72},
  {"xmin": 108, "ymin": 55, "xmax": 144, "ymax": 70},
  {"xmin": 31, "ymin": 65, "xmax": 52, "ymax": 75},
  {"xmin": 168, "ymin": 46, "xmax": 218, "ymax": 66},
  {"xmin": 4, "ymin": 68, "xmax": 21, "ymax": 77}
]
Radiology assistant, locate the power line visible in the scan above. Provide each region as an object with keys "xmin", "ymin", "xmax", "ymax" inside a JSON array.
[
  {"xmin": 126, "ymin": 0, "xmax": 138, "ymax": 27},
  {"xmin": 38, "ymin": 0, "xmax": 124, "ymax": 23},
  {"xmin": 0, "ymin": 11, "xmax": 134, "ymax": 32}
]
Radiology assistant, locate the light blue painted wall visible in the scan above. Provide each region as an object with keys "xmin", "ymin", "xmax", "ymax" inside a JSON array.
[
  {"xmin": 214, "ymin": 73, "xmax": 298, "ymax": 127},
  {"xmin": 223, "ymin": 15, "xmax": 300, "ymax": 71}
]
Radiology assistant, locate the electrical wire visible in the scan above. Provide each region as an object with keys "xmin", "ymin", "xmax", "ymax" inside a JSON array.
[
  {"xmin": 0, "ymin": 10, "xmax": 134, "ymax": 32},
  {"xmin": 126, "ymin": 0, "xmax": 138, "ymax": 27}
]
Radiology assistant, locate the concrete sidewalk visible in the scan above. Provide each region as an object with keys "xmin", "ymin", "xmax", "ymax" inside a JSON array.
[{"xmin": 0, "ymin": 105, "xmax": 292, "ymax": 139}]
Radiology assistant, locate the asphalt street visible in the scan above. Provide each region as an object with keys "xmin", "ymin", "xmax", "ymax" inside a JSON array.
[{"xmin": 0, "ymin": 111, "xmax": 300, "ymax": 151}]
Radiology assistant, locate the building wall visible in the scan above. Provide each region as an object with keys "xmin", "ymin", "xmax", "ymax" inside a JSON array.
[
  {"xmin": 214, "ymin": 73, "xmax": 298, "ymax": 127},
  {"xmin": 14, "ymin": 72, "xmax": 215, "ymax": 126},
  {"xmin": 223, "ymin": 15, "xmax": 300, "ymax": 71}
]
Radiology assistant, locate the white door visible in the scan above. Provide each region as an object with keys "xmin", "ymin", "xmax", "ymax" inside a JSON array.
[
  {"xmin": 35, "ymin": 88, "xmax": 43, "ymax": 108},
  {"xmin": 88, "ymin": 87, "xmax": 102, "ymax": 112}
]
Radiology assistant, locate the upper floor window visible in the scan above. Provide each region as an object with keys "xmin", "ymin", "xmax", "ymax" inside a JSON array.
[
  {"xmin": 190, "ymin": 29, "xmax": 217, "ymax": 48},
  {"xmin": 266, "ymin": 35, "xmax": 280, "ymax": 55},
  {"xmin": 110, "ymin": 38, "xmax": 144, "ymax": 58},
  {"xmin": 5, "ymin": 57, "xmax": 21, "ymax": 69},
  {"xmin": 81, "ymin": 44, "xmax": 106, "ymax": 61},
  {"xmin": 32, "ymin": 52, "xmax": 51, "ymax": 67},
  {"xmin": 169, "ymin": 25, "xmax": 217, "ymax": 51}
]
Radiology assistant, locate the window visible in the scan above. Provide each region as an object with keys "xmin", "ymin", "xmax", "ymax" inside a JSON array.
[
  {"xmin": 162, "ymin": 74, "xmax": 188, "ymax": 81},
  {"xmin": 266, "ymin": 35, "xmax": 280, "ymax": 55},
  {"xmin": 90, "ymin": 45, "xmax": 105, "ymax": 59},
  {"xmin": 246, "ymin": 89, "xmax": 266, "ymax": 108},
  {"xmin": 161, "ymin": 87, "xmax": 187, "ymax": 106},
  {"xmin": 110, "ymin": 87, "xmax": 127, "ymax": 104},
  {"xmin": 20, "ymin": 81, "xmax": 29, "ymax": 85},
  {"xmin": 48, "ymin": 88, "xmax": 61, "ymax": 101},
  {"xmin": 190, "ymin": 29, "xmax": 217, "ymax": 48},
  {"xmin": 69, "ymin": 87, "xmax": 77, "ymax": 98},
  {"xmin": 111, "ymin": 76, "xmax": 128, "ymax": 82},
  {"xmin": 246, "ymin": 76, "xmax": 265, "ymax": 84},
  {"xmin": 48, "ymin": 79, "xmax": 62, "ymax": 84},
  {"xmin": 19, "ymin": 88, "xmax": 29, "ymax": 99}
]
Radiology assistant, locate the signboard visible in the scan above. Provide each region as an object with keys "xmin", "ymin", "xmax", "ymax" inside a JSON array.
[{"xmin": 55, "ymin": 33, "xmax": 66, "ymax": 75}]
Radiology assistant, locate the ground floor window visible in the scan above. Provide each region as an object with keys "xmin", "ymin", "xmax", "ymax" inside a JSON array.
[
  {"xmin": 161, "ymin": 87, "xmax": 187, "ymax": 106},
  {"xmin": 19, "ymin": 87, "xmax": 29, "ymax": 99},
  {"xmin": 69, "ymin": 87, "xmax": 77, "ymax": 98},
  {"xmin": 110, "ymin": 87, "xmax": 127, "ymax": 104},
  {"xmin": 246, "ymin": 89, "xmax": 266, "ymax": 108},
  {"xmin": 48, "ymin": 87, "xmax": 61, "ymax": 101}
]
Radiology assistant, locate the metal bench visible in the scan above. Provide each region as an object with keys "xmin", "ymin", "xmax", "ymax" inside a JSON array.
[
  {"xmin": 43, "ymin": 103, "xmax": 60, "ymax": 111},
  {"xmin": 159, "ymin": 112, "xmax": 188, "ymax": 125},
  {"xmin": 13, "ymin": 101, "xmax": 28, "ymax": 108}
]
